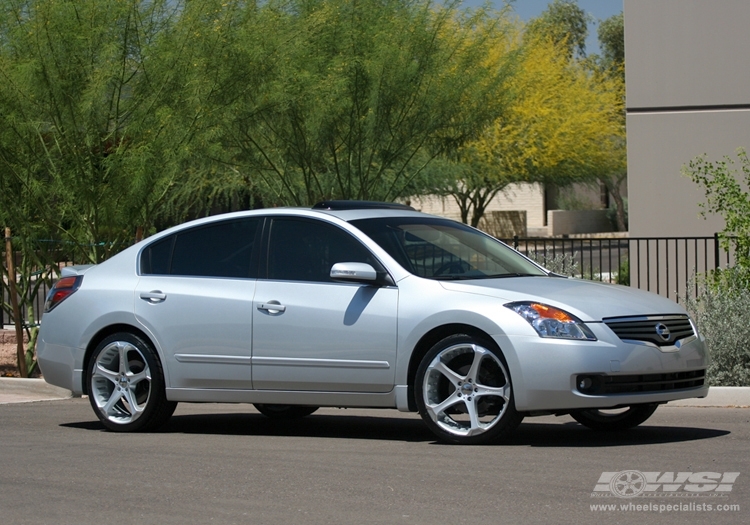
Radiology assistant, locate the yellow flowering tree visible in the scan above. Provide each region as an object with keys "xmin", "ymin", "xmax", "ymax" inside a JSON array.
[{"xmin": 437, "ymin": 30, "xmax": 626, "ymax": 227}]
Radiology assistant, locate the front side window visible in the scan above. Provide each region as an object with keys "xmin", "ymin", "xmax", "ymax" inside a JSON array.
[
  {"xmin": 351, "ymin": 217, "xmax": 547, "ymax": 280},
  {"xmin": 141, "ymin": 218, "xmax": 260, "ymax": 278},
  {"xmin": 266, "ymin": 218, "xmax": 382, "ymax": 283}
]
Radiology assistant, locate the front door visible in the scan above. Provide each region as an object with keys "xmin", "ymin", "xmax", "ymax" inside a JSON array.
[{"xmin": 251, "ymin": 217, "xmax": 398, "ymax": 392}]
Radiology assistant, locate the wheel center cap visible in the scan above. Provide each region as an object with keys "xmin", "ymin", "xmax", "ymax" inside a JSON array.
[
  {"xmin": 460, "ymin": 382, "xmax": 474, "ymax": 395},
  {"xmin": 119, "ymin": 375, "xmax": 129, "ymax": 388}
]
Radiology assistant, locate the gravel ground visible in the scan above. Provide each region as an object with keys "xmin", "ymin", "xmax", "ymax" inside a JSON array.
[
  {"xmin": 0, "ymin": 330, "xmax": 35, "ymax": 377},
  {"xmin": 1, "ymin": 342, "xmax": 21, "ymax": 377}
]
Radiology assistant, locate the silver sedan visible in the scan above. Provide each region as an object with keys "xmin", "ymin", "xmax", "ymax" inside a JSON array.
[{"xmin": 37, "ymin": 201, "xmax": 709, "ymax": 444}]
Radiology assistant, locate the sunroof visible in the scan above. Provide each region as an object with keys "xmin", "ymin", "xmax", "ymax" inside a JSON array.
[{"xmin": 312, "ymin": 200, "xmax": 415, "ymax": 211}]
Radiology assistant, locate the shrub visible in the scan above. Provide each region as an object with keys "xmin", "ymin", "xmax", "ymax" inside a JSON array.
[
  {"xmin": 682, "ymin": 267, "xmax": 750, "ymax": 386},
  {"xmin": 614, "ymin": 257, "xmax": 629, "ymax": 286},
  {"xmin": 527, "ymin": 251, "xmax": 579, "ymax": 277}
]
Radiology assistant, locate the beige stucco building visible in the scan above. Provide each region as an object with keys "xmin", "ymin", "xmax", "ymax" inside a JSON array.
[
  {"xmin": 625, "ymin": 0, "xmax": 750, "ymax": 238},
  {"xmin": 410, "ymin": 183, "xmax": 547, "ymax": 234}
]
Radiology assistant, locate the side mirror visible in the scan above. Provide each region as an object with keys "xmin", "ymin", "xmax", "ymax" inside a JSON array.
[{"xmin": 330, "ymin": 262, "xmax": 392, "ymax": 286}]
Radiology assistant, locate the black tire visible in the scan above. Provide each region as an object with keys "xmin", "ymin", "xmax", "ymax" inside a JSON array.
[
  {"xmin": 570, "ymin": 404, "xmax": 659, "ymax": 431},
  {"xmin": 87, "ymin": 332, "xmax": 177, "ymax": 432},
  {"xmin": 254, "ymin": 404, "xmax": 319, "ymax": 419},
  {"xmin": 415, "ymin": 334, "xmax": 523, "ymax": 444}
]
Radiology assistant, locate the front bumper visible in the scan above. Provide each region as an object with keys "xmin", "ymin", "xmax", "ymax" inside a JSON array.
[{"xmin": 495, "ymin": 323, "xmax": 710, "ymax": 412}]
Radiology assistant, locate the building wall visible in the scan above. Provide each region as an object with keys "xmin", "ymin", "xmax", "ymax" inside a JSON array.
[
  {"xmin": 410, "ymin": 183, "xmax": 547, "ymax": 230},
  {"xmin": 625, "ymin": 0, "xmax": 750, "ymax": 238}
]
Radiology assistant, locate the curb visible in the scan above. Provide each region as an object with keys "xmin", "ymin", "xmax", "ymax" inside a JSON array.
[
  {"xmin": 1, "ymin": 379, "xmax": 749, "ymax": 406},
  {"xmin": 0, "ymin": 378, "xmax": 73, "ymax": 405},
  {"xmin": 666, "ymin": 386, "xmax": 750, "ymax": 408}
]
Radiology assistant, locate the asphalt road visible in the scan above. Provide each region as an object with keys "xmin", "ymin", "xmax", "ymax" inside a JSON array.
[{"xmin": 1, "ymin": 399, "xmax": 747, "ymax": 525}]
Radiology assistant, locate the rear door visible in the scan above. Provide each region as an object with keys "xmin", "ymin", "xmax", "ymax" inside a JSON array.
[{"xmin": 135, "ymin": 217, "xmax": 260, "ymax": 390}]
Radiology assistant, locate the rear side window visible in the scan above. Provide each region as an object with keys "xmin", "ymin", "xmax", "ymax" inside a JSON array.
[
  {"xmin": 141, "ymin": 236, "xmax": 173, "ymax": 275},
  {"xmin": 141, "ymin": 218, "xmax": 260, "ymax": 278}
]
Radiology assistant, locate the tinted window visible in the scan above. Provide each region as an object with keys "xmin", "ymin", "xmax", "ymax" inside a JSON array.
[
  {"xmin": 351, "ymin": 217, "xmax": 547, "ymax": 280},
  {"xmin": 141, "ymin": 218, "xmax": 260, "ymax": 278},
  {"xmin": 267, "ymin": 218, "xmax": 380, "ymax": 282},
  {"xmin": 141, "ymin": 236, "xmax": 174, "ymax": 275}
]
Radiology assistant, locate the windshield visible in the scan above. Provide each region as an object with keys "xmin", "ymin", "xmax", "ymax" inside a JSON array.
[{"xmin": 350, "ymin": 217, "xmax": 548, "ymax": 280}]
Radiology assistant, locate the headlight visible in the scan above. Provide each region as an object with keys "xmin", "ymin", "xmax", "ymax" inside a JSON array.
[{"xmin": 506, "ymin": 302, "xmax": 596, "ymax": 341}]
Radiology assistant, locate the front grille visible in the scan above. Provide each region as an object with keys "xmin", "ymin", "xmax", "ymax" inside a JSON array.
[
  {"xmin": 604, "ymin": 315, "xmax": 695, "ymax": 347},
  {"xmin": 576, "ymin": 370, "xmax": 706, "ymax": 395}
]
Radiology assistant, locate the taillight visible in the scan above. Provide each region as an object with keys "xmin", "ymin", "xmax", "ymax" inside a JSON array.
[{"xmin": 44, "ymin": 275, "xmax": 83, "ymax": 313}]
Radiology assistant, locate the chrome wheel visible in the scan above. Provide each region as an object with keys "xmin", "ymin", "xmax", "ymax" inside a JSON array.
[
  {"xmin": 88, "ymin": 333, "xmax": 176, "ymax": 432},
  {"xmin": 91, "ymin": 341, "xmax": 151, "ymax": 425},
  {"xmin": 416, "ymin": 335, "xmax": 522, "ymax": 444}
]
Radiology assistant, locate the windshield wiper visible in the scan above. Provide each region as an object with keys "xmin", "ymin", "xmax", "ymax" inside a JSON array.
[
  {"xmin": 432, "ymin": 272, "xmax": 543, "ymax": 280},
  {"xmin": 480, "ymin": 273, "xmax": 545, "ymax": 279}
]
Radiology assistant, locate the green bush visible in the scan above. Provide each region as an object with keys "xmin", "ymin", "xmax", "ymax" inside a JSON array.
[
  {"xmin": 683, "ymin": 148, "xmax": 750, "ymax": 385},
  {"xmin": 614, "ymin": 257, "xmax": 629, "ymax": 286},
  {"xmin": 682, "ymin": 267, "xmax": 750, "ymax": 386}
]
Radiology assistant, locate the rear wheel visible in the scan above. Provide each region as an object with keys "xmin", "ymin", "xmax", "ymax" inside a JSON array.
[
  {"xmin": 87, "ymin": 332, "xmax": 176, "ymax": 432},
  {"xmin": 570, "ymin": 404, "xmax": 659, "ymax": 431},
  {"xmin": 415, "ymin": 334, "xmax": 523, "ymax": 444},
  {"xmin": 254, "ymin": 404, "xmax": 319, "ymax": 419}
]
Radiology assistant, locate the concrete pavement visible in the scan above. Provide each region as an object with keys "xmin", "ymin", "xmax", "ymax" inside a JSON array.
[
  {"xmin": 0, "ymin": 378, "xmax": 73, "ymax": 404},
  {"xmin": 1, "ymin": 377, "xmax": 748, "ymax": 406}
]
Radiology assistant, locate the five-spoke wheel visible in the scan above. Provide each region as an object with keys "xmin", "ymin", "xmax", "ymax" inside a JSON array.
[
  {"xmin": 88, "ymin": 332, "xmax": 176, "ymax": 432},
  {"xmin": 416, "ymin": 334, "xmax": 522, "ymax": 444}
]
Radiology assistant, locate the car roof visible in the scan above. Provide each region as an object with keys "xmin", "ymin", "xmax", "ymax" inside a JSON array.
[{"xmin": 133, "ymin": 202, "xmax": 444, "ymax": 248}]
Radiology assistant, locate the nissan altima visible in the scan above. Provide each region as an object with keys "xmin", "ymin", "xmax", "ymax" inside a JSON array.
[{"xmin": 37, "ymin": 201, "xmax": 709, "ymax": 444}]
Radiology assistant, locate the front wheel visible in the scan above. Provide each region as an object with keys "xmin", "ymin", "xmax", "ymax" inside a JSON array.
[
  {"xmin": 254, "ymin": 404, "xmax": 319, "ymax": 419},
  {"xmin": 570, "ymin": 404, "xmax": 659, "ymax": 431},
  {"xmin": 87, "ymin": 332, "xmax": 176, "ymax": 432},
  {"xmin": 415, "ymin": 334, "xmax": 523, "ymax": 444}
]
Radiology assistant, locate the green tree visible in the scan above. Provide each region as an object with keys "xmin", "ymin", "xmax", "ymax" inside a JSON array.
[
  {"xmin": 0, "ymin": 0, "xmax": 200, "ymax": 262},
  {"xmin": 208, "ymin": 0, "xmax": 513, "ymax": 207},
  {"xmin": 524, "ymin": 0, "xmax": 591, "ymax": 60},
  {"xmin": 593, "ymin": 12, "xmax": 627, "ymax": 231},
  {"xmin": 597, "ymin": 12, "xmax": 624, "ymax": 69},
  {"xmin": 436, "ymin": 27, "xmax": 625, "ymax": 227}
]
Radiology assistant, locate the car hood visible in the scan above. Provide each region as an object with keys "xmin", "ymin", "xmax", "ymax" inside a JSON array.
[{"xmin": 439, "ymin": 276, "xmax": 687, "ymax": 322}]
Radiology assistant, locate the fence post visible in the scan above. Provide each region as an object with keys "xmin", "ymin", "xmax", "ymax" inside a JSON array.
[
  {"xmin": 4, "ymin": 227, "xmax": 28, "ymax": 377},
  {"xmin": 714, "ymin": 232, "xmax": 720, "ymax": 271}
]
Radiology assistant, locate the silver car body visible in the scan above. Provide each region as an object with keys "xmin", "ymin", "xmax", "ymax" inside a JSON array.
[{"xmin": 37, "ymin": 206, "xmax": 709, "ymax": 438}]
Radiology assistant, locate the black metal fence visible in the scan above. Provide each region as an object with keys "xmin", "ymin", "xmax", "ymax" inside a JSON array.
[
  {"xmin": 504, "ymin": 234, "xmax": 736, "ymax": 301},
  {"xmin": 2, "ymin": 234, "xmax": 738, "ymax": 327}
]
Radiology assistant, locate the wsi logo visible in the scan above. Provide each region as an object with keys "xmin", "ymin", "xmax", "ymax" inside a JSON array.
[{"xmin": 592, "ymin": 471, "xmax": 740, "ymax": 498}]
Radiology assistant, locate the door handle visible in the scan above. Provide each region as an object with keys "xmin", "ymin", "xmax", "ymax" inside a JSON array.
[
  {"xmin": 140, "ymin": 291, "xmax": 167, "ymax": 303},
  {"xmin": 257, "ymin": 302, "xmax": 286, "ymax": 314}
]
